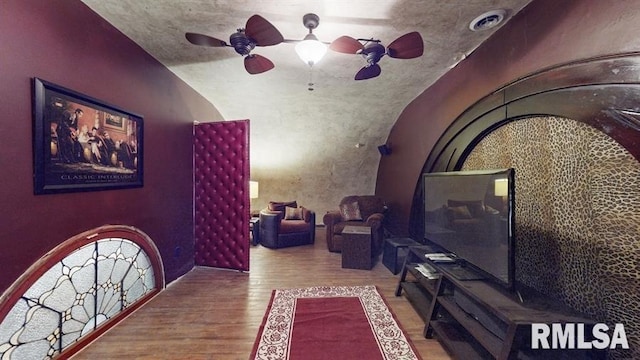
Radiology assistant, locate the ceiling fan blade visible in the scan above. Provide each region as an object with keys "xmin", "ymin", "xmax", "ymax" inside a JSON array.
[
  {"xmin": 355, "ymin": 64, "xmax": 381, "ymax": 80},
  {"xmin": 244, "ymin": 54, "xmax": 275, "ymax": 74},
  {"xmin": 185, "ymin": 32, "xmax": 228, "ymax": 47},
  {"xmin": 330, "ymin": 36, "xmax": 364, "ymax": 54},
  {"xmin": 387, "ymin": 31, "xmax": 424, "ymax": 59},
  {"xmin": 245, "ymin": 15, "xmax": 284, "ymax": 46}
]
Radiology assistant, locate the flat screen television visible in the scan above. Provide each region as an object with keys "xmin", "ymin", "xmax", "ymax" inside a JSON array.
[{"xmin": 423, "ymin": 168, "xmax": 515, "ymax": 290}]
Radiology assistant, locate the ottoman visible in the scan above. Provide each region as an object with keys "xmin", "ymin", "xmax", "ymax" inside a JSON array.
[{"xmin": 341, "ymin": 225, "xmax": 373, "ymax": 270}]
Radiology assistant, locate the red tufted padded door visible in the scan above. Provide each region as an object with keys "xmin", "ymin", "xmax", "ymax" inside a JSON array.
[{"xmin": 194, "ymin": 120, "xmax": 250, "ymax": 271}]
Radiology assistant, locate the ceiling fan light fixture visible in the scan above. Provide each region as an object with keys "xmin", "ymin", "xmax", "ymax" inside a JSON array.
[{"xmin": 295, "ymin": 33, "xmax": 327, "ymax": 67}]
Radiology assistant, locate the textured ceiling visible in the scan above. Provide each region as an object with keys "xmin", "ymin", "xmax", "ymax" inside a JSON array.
[{"xmin": 80, "ymin": 0, "xmax": 532, "ymax": 212}]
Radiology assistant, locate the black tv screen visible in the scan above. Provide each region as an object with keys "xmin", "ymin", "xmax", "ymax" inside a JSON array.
[{"xmin": 423, "ymin": 168, "xmax": 515, "ymax": 289}]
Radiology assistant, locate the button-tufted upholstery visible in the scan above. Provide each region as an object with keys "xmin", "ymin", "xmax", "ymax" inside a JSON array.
[
  {"xmin": 323, "ymin": 195, "xmax": 387, "ymax": 254},
  {"xmin": 194, "ymin": 120, "xmax": 249, "ymax": 271},
  {"xmin": 259, "ymin": 203, "xmax": 315, "ymax": 249}
]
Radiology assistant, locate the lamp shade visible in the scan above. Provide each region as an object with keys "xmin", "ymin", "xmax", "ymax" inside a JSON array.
[
  {"xmin": 295, "ymin": 33, "xmax": 327, "ymax": 67},
  {"xmin": 494, "ymin": 178, "xmax": 508, "ymax": 197},
  {"xmin": 249, "ymin": 181, "xmax": 259, "ymax": 199}
]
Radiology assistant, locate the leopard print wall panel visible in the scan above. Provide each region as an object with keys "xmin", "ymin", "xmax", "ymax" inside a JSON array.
[{"xmin": 463, "ymin": 116, "xmax": 640, "ymax": 358}]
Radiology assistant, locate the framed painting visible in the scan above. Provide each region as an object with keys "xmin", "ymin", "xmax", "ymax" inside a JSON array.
[{"xmin": 33, "ymin": 78, "xmax": 143, "ymax": 194}]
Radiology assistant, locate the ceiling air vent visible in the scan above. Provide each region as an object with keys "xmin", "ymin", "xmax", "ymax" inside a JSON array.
[{"xmin": 469, "ymin": 9, "xmax": 507, "ymax": 31}]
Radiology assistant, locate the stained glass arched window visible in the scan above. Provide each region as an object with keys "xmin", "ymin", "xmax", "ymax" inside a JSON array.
[{"xmin": 0, "ymin": 225, "xmax": 164, "ymax": 359}]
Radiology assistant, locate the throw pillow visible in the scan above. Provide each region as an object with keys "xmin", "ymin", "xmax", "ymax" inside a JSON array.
[
  {"xmin": 284, "ymin": 206, "xmax": 303, "ymax": 220},
  {"xmin": 448, "ymin": 205, "xmax": 473, "ymax": 220},
  {"xmin": 268, "ymin": 201, "xmax": 297, "ymax": 212},
  {"xmin": 447, "ymin": 199, "xmax": 484, "ymax": 218},
  {"xmin": 340, "ymin": 201, "xmax": 363, "ymax": 221}
]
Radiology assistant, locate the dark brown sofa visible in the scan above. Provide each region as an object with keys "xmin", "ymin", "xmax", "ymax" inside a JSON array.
[
  {"xmin": 259, "ymin": 201, "xmax": 315, "ymax": 249},
  {"xmin": 322, "ymin": 195, "xmax": 386, "ymax": 254}
]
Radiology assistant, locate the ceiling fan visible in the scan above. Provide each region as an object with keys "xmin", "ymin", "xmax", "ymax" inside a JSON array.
[
  {"xmin": 330, "ymin": 32, "xmax": 424, "ymax": 80},
  {"xmin": 185, "ymin": 15, "xmax": 284, "ymax": 75}
]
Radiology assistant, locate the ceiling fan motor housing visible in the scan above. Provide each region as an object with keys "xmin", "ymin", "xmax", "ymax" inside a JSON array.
[
  {"xmin": 360, "ymin": 42, "xmax": 386, "ymax": 65},
  {"xmin": 302, "ymin": 13, "xmax": 320, "ymax": 30},
  {"xmin": 230, "ymin": 30, "xmax": 255, "ymax": 55}
]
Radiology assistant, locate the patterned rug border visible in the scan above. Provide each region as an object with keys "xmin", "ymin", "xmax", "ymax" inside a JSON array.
[{"xmin": 249, "ymin": 285, "xmax": 422, "ymax": 360}]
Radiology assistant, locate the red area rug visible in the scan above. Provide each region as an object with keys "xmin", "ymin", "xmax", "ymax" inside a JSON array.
[{"xmin": 249, "ymin": 285, "xmax": 422, "ymax": 360}]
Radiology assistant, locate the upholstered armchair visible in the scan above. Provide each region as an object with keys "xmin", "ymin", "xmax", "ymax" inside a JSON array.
[
  {"xmin": 259, "ymin": 201, "xmax": 316, "ymax": 249},
  {"xmin": 323, "ymin": 195, "xmax": 387, "ymax": 254}
]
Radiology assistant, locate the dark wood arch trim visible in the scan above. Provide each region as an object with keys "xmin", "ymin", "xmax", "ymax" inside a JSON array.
[{"xmin": 410, "ymin": 53, "xmax": 640, "ymax": 238}]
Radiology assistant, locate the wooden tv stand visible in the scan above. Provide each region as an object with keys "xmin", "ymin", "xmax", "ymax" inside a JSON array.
[{"xmin": 396, "ymin": 246, "xmax": 605, "ymax": 360}]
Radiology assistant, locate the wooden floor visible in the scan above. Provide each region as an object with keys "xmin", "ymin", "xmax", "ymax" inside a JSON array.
[{"xmin": 72, "ymin": 228, "xmax": 451, "ymax": 360}]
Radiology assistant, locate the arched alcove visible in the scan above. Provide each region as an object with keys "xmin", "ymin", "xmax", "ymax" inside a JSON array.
[
  {"xmin": 0, "ymin": 225, "xmax": 164, "ymax": 359},
  {"xmin": 412, "ymin": 54, "xmax": 640, "ymax": 358},
  {"xmin": 463, "ymin": 116, "xmax": 640, "ymax": 356}
]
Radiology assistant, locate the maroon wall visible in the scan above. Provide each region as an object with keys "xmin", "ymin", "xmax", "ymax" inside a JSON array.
[
  {"xmin": 0, "ymin": 1, "xmax": 224, "ymax": 294},
  {"xmin": 376, "ymin": 0, "xmax": 640, "ymax": 235}
]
